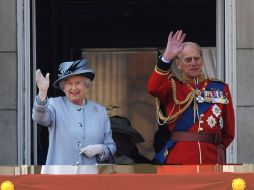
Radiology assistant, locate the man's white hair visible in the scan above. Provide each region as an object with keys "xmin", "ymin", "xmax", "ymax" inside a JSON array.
[{"xmin": 177, "ymin": 42, "xmax": 203, "ymax": 58}]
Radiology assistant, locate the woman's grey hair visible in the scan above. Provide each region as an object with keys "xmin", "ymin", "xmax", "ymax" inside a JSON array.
[{"xmin": 59, "ymin": 75, "xmax": 91, "ymax": 91}]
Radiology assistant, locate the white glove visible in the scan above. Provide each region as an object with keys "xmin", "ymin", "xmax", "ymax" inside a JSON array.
[
  {"xmin": 79, "ymin": 144, "xmax": 104, "ymax": 158},
  {"xmin": 35, "ymin": 69, "xmax": 50, "ymax": 101}
]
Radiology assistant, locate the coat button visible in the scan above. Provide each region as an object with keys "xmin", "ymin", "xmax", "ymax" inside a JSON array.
[
  {"xmin": 77, "ymin": 108, "xmax": 81, "ymax": 111},
  {"xmin": 78, "ymin": 123, "xmax": 83, "ymax": 127}
]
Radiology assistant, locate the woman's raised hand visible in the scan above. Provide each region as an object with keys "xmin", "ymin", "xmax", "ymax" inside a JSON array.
[{"xmin": 35, "ymin": 69, "xmax": 50, "ymax": 101}]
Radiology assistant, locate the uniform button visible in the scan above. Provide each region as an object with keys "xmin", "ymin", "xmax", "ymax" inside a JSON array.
[
  {"xmin": 77, "ymin": 108, "xmax": 81, "ymax": 111},
  {"xmin": 78, "ymin": 123, "xmax": 83, "ymax": 127}
]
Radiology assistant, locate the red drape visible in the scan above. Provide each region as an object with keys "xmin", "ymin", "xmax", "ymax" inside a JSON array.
[{"xmin": 1, "ymin": 172, "xmax": 253, "ymax": 190}]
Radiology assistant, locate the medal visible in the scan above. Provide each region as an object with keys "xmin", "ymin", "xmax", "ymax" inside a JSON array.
[
  {"xmin": 219, "ymin": 116, "xmax": 224, "ymax": 129},
  {"xmin": 195, "ymin": 90, "xmax": 204, "ymax": 103},
  {"xmin": 201, "ymin": 90, "xmax": 229, "ymax": 104},
  {"xmin": 207, "ymin": 115, "xmax": 217, "ymax": 128},
  {"xmin": 212, "ymin": 104, "xmax": 221, "ymax": 117}
]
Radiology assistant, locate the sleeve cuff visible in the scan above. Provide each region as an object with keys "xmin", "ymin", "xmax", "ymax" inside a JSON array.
[
  {"xmin": 36, "ymin": 95, "xmax": 48, "ymax": 106},
  {"xmin": 157, "ymin": 55, "xmax": 172, "ymax": 70},
  {"xmin": 161, "ymin": 55, "xmax": 171, "ymax": 63},
  {"xmin": 154, "ymin": 55, "xmax": 172, "ymax": 75}
]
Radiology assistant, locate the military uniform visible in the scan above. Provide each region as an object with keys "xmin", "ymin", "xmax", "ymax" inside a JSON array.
[{"xmin": 147, "ymin": 56, "xmax": 235, "ymax": 164}]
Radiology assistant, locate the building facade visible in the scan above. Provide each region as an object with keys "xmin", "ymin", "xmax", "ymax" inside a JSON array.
[{"xmin": 0, "ymin": 0, "xmax": 253, "ymax": 165}]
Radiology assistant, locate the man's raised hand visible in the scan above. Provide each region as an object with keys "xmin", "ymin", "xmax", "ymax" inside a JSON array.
[{"xmin": 163, "ymin": 30, "xmax": 186, "ymax": 61}]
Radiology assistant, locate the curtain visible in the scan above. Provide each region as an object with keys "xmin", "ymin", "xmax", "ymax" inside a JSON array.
[{"xmin": 83, "ymin": 51, "xmax": 128, "ymax": 117}]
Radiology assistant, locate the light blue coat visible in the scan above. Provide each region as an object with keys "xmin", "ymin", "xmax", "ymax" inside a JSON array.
[{"xmin": 32, "ymin": 96, "xmax": 116, "ymax": 165}]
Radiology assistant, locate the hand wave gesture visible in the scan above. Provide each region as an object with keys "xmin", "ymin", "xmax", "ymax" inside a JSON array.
[
  {"xmin": 163, "ymin": 30, "xmax": 186, "ymax": 61},
  {"xmin": 35, "ymin": 69, "xmax": 50, "ymax": 100}
]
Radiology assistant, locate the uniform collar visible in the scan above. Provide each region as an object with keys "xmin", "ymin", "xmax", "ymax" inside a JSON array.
[{"xmin": 181, "ymin": 72, "xmax": 207, "ymax": 85}]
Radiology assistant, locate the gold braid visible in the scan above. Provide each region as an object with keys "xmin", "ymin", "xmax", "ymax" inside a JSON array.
[
  {"xmin": 171, "ymin": 78, "xmax": 194, "ymax": 105},
  {"xmin": 156, "ymin": 78, "xmax": 195, "ymax": 124}
]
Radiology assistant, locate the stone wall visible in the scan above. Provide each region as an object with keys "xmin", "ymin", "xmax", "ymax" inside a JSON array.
[
  {"xmin": 0, "ymin": 0, "xmax": 17, "ymax": 164},
  {"xmin": 236, "ymin": 0, "xmax": 254, "ymax": 163}
]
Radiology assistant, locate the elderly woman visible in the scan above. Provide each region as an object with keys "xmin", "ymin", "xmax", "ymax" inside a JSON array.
[{"xmin": 32, "ymin": 59, "xmax": 116, "ymax": 166}]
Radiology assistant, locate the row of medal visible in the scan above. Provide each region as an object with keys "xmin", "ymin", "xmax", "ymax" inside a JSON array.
[{"xmin": 195, "ymin": 89, "xmax": 229, "ymax": 104}]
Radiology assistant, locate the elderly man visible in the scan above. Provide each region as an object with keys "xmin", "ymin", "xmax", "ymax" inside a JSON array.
[{"xmin": 147, "ymin": 30, "xmax": 235, "ymax": 164}]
